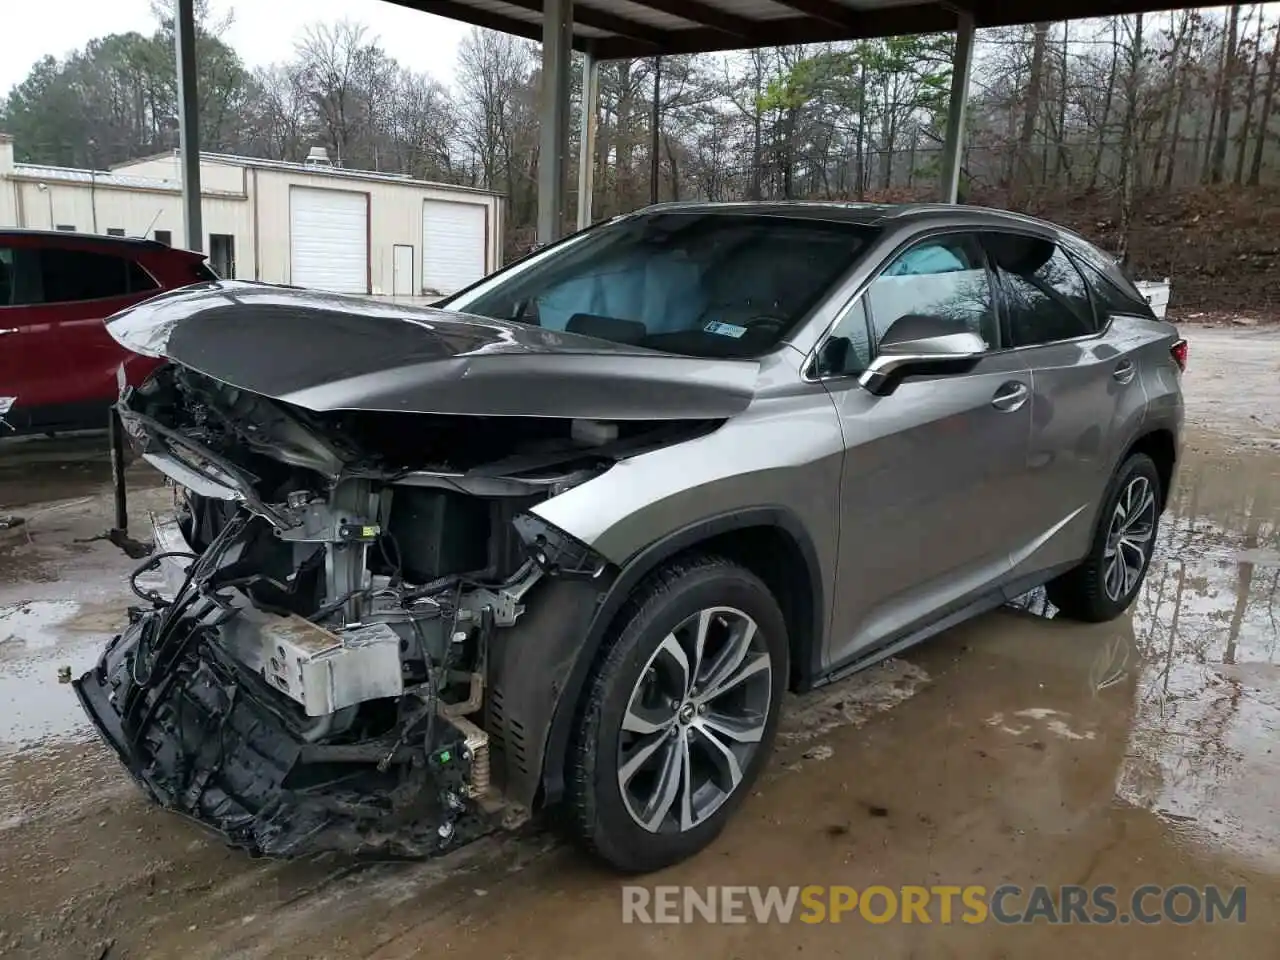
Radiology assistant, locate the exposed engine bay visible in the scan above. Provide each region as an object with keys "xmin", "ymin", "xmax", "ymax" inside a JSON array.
[{"xmin": 74, "ymin": 364, "xmax": 715, "ymax": 858}]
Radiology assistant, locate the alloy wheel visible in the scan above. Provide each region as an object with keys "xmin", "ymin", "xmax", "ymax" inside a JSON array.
[
  {"xmin": 616, "ymin": 606, "xmax": 772, "ymax": 834},
  {"xmin": 1103, "ymin": 474, "xmax": 1157, "ymax": 602}
]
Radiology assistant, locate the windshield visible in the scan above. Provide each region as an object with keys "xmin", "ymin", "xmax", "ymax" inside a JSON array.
[{"xmin": 445, "ymin": 212, "xmax": 876, "ymax": 358}]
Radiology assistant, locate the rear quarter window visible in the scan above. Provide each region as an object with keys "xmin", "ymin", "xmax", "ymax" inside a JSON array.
[
  {"xmin": 1061, "ymin": 237, "xmax": 1155, "ymax": 319},
  {"xmin": 36, "ymin": 248, "xmax": 158, "ymax": 304}
]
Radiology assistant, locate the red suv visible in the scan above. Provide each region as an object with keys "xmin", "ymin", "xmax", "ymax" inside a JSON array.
[{"xmin": 0, "ymin": 230, "xmax": 216, "ymax": 435}]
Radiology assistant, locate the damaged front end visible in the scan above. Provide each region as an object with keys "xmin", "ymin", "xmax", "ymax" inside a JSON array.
[{"xmin": 74, "ymin": 363, "xmax": 697, "ymax": 858}]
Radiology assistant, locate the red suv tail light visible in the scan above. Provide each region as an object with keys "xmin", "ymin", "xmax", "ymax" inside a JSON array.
[{"xmin": 1170, "ymin": 338, "xmax": 1188, "ymax": 372}]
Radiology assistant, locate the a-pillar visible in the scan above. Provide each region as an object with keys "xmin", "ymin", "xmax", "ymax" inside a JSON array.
[
  {"xmin": 538, "ymin": 0, "xmax": 573, "ymax": 244},
  {"xmin": 939, "ymin": 10, "xmax": 975, "ymax": 204},
  {"xmin": 174, "ymin": 0, "xmax": 203, "ymax": 251}
]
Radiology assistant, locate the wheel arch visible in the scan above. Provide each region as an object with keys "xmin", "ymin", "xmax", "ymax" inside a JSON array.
[
  {"xmin": 1123, "ymin": 427, "xmax": 1177, "ymax": 510},
  {"xmin": 521, "ymin": 507, "xmax": 825, "ymax": 812}
]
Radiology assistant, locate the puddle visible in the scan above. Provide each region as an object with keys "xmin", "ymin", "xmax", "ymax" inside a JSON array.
[
  {"xmin": 0, "ymin": 600, "xmax": 124, "ymax": 751},
  {"xmin": 996, "ymin": 443, "xmax": 1280, "ymax": 867},
  {"xmin": 1115, "ymin": 447, "xmax": 1280, "ymax": 867}
]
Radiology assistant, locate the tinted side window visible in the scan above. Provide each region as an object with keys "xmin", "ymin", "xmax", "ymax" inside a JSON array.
[
  {"xmin": 0, "ymin": 248, "xmax": 12, "ymax": 306},
  {"xmin": 1060, "ymin": 234, "xmax": 1152, "ymax": 310},
  {"xmin": 127, "ymin": 261, "xmax": 159, "ymax": 293},
  {"xmin": 37, "ymin": 249, "xmax": 157, "ymax": 304},
  {"xmin": 988, "ymin": 236, "xmax": 1095, "ymax": 347},
  {"xmin": 866, "ymin": 234, "xmax": 996, "ymax": 349},
  {"xmin": 0, "ymin": 247, "xmax": 43, "ymax": 305},
  {"xmin": 1070, "ymin": 252, "xmax": 1154, "ymax": 319}
]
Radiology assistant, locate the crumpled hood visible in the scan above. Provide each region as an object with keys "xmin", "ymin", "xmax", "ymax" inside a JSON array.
[{"xmin": 107, "ymin": 281, "xmax": 760, "ymax": 420}]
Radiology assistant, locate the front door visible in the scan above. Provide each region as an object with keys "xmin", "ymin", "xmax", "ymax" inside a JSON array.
[{"xmin": 818, "ymin": 232, "xmax": 1034, "ymax": 668}]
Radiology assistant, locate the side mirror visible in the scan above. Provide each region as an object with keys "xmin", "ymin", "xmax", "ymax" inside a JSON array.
[{"xmin": 858, "ymin": 314, "xmax": 986, "ymax": 396}]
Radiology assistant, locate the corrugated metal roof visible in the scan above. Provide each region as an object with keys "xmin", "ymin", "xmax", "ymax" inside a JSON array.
[
  {"xmin": 9, "ymin": 163, "xmax": 242, "ymax": 196},
  {"xmin": 409, "ymin": 0, "xmax": 1207, "ymax": 59},
  {"xmin": 200, "ymin": 152, "xmax": 505, "ymax": 195},
  {"xmin": 103, "ymin": 151, "xmax": 503, "ymax": 198}
]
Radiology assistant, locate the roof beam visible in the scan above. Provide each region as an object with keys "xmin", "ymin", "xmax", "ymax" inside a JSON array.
[
  {"xmin": 970, "ymin": 0, "xmax": 1184, "ymax": 27},
  {"xmin": 770, "ymin": 0, "xmax": 865, "ymax": 30},
  {"xmin": 499, "ymin": 0, "xmax": 667, "ymax": 45},
  {"xmin": 623, "ymin": 0, "xmax": 758, "ymax": 39},
  {"xmin": 591, "ymin": 3, "xmax": 955, "ymax": 58},
  {"xmin": 392, "ymin": 0, "xmax": 544, "ymax": 44}
]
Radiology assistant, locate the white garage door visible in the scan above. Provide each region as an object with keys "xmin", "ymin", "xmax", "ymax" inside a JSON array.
[
  {"xmin": 422, "ymin": 201, "xmax": 487, "ymax": 296},
  {"xmin": 290, "ymin": 187, "xmax": 368, "ymax": 294}
]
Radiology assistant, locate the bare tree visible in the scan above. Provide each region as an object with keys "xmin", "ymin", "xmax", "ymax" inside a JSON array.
[
  {"xmin": 1209, "ymin": 3, "xmax": 1242, "ymax": 183},
  {"xmin": 1117, "ymin": 13, "xmax": 1146, "ymax": 263},
  {"xmin": 1090, "ymin": 18, "xmax": 1122, "ymax": 190},
  {"xmin": 1248, "ymin": 17, "xmax": 1280, "ymax": 185},
  {"xmin": 295, "ymin": 20, "xmax": 395, "ymax": 168},
  {"xmin": 249, "ymin": 63, "xmax": 310, "ymax": 160},
  {"xmin": 1017, "ymin": 22, "xmax": 1051, "ymax": 189}
]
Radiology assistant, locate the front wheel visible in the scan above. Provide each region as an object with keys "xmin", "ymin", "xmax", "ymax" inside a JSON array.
[
  {"xmin": 564, "ymin": 555, "xmax": 788, "ymax": 873},
  {"xmin": 1047, "ymin": 452, "xmax": 1163, "ymax": 622}
]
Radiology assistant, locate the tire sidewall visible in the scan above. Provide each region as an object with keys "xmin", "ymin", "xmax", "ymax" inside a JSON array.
[{"xmin": 586, "ymin": 565, "xmax": 788, "ymax": 871}]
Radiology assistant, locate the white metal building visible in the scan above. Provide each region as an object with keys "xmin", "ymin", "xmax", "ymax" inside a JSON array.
[{"xmin": 0, "ymin": 134, "xmax": 503, "ymax": 297}]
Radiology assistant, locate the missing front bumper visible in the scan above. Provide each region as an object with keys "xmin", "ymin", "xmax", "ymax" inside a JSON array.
[{"xmin": 74, "ymin": 609, "xmax": 494, "ymax": 859}]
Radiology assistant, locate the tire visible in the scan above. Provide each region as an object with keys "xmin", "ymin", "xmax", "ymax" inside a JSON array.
[
  {"xmin": 564, "ymin": 554, "xmax": 789, "ymax": 873},
  {"xmin": 1046, "ymin": 452, "xmax": 1163, "ymax": 622}
]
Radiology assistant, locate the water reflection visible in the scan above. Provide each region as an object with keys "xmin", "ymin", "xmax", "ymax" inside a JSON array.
[
  {"xmin": 1005, "ymin": 445, "xmax": 1280, "ymax": 862},
  {"xmin": 1119, "ymin": 450, "xmax": 1280, "ymax": 863},
  {"xmin": 0, "ymin": 600, "xmax": 113, "ymax": 752}
]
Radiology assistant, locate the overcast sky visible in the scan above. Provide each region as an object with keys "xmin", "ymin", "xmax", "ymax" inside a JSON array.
[{"xmin": 0, "ymin": 0, "xmax": 471, "ymax": 95}]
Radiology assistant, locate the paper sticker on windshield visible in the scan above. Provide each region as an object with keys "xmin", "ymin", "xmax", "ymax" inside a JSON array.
[{"xmin": 704, "ymin": 321, "xmax": 747, "ymax": 339}]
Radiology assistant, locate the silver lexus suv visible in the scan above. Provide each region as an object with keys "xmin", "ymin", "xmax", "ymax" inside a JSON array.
[{"xmin": 76, "ymin": 202, "xmax": 1184, "ymax": 873}]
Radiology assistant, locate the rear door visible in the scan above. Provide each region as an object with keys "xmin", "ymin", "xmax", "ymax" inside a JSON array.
[
  {"xmin": 0, "ymin": 236, "xmax": 160, "ymax": 431},
  {"xmin": 982, "ymin": 232, "xmax": 1137, "ymax": 580},
  {"xmin": 819, "ymin": 231, "xmax": 1034, "ymax": 668}
]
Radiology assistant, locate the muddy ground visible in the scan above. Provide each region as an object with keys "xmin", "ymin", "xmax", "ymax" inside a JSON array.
[{"xmin": 0, "ymin": 326, "xmax": 1277, "ymax": 958}]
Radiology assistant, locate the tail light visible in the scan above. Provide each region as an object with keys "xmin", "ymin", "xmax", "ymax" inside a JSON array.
[{"xmin": 1170, "ymin": 338, "xmax": 1188, "ymax": 372}]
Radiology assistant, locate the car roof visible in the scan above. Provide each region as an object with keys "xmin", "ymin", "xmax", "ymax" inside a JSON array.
[
  {"xmin": 0, "ymin": 230, "xmax": 204, "ymax": 263},
  {"xmin": 0, "ymin": 228, "xmax": 194, "ymax": 254},
  {"xmin": 630, "ymin": 200, "xmax": 1071, "ymax": 235}
]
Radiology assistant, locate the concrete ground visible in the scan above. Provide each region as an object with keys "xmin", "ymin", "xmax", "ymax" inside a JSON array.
[{"xmin": 0, "ymin": 326, "xmax": 1277, "ymax": 958}]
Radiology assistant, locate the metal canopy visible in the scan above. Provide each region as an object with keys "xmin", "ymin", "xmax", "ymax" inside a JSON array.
[
  {"xmin": 170, "ymin": 0, "xmax": 1209, "ymax": 257},
  {"xmin": 405, "ymin": 0, "xmax": 1199, "ymax": 59}
]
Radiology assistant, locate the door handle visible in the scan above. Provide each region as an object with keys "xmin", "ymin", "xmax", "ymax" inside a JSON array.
[
  {"xmin": 1113, "ymin": 359, "xmax": 1136, "ymax": 384},
  {"xmin": 991, "ymin": 381, "xmax": 1030, "ymax": 413}
]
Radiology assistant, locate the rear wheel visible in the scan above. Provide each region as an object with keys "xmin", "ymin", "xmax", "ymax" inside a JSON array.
[
  {"xmin": 1047, "ymin": 452, "xmax": 1162, "ymax": 622},
  {"xmin": 565, "ymin": 555, "xmax": 788, "ymax": 873}
]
